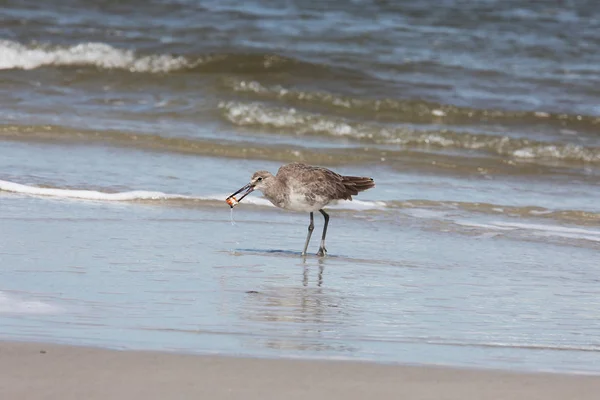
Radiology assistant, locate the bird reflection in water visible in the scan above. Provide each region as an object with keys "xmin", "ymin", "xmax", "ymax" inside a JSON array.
[
  {"xmin": 303, "ymin": 258, "xmax": 325, "ymax": 287},
  {"xmin": 240, "ymin": 258, "xmax": 356, "ymax": 354}
]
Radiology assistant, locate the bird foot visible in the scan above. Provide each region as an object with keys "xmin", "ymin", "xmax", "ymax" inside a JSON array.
[{"xmin": 316, "ymin": 247, "xmax": 327, "ymax": 257}]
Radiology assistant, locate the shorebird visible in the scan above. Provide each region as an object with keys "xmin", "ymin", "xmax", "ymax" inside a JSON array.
[{"xmin": 226, "ymin": 162, "xmax": 375, "ymax": 256}]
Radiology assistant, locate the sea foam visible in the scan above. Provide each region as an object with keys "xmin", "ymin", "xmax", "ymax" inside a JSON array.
[
  {"xmin": 0, "ymin": 179, "xmax": 386, "ymax": 210},
  {"xmin": 455, "ymin": 219, "xmax": 600, "ymax": 243},
  {"xmin": 0, "ymin": 292, "xmax": 62, "ymax": 315},
  {"xmin": 0, "ymin": 40, "xmax": 196, "ymax": 72},
  {"xmin": 0, "ymin": 179, "xmax": 189, "ymax": 201}
]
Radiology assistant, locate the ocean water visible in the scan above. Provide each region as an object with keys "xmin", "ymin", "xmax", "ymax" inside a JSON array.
[{"xmin": 1, "ymin": 0, "xmax": 599, "ymax": 373}]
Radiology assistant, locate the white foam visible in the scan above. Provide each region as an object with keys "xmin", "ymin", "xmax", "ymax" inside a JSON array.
[
  {"xmin": 0, "ymin": 40, "xmax": 196, "ymax": 72},
  {"xmin": 494, "ymin": 221, "xmax": 600, "ymax": 242},
  {"xmin": 403, "ymin": 208, "xmax": 450, "ymax": 219},
  {"xmin": 0, "ymin": 180, "xmax": 189, "ymax": 201},
  {"xmin": 0, "ymin": 292, "xmax": 62, "ymax": 315},
  {"xmin": 0, "ymin": 180, "xmax": 386, "ymax": 210},
  {"xmin": 329, "ymin": 199, "xmax": 387, "ymax": 210},
  {"xmin": 456, "ymin": 219, "xmax": 600, "ymax": 242},
  {"xmin": 512, "ymin": 144, "xmax": 600, "ymax": 163},
  {"xmin": 454, "ymin": 220, "xmax": 517, "ymax": 231}
]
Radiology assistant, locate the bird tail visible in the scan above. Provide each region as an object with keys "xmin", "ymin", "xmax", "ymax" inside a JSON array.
[{"xmin": 341, "ymin": 176, "xmax": 375, "ymax": 196}]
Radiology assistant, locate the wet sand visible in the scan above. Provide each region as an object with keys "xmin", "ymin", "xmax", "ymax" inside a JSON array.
[{"xmin": 1, "ymin": 341, "xmax": 599, "ymax": 400}]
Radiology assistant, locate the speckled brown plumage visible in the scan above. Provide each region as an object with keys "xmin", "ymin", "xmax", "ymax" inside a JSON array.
[
  {"xmin": 229, "ymin": 162, "xmax": 375, "ymax": 256},
  {"xmin": 275, "ymin": 163, "xmax": 375, "ymax": 203}
]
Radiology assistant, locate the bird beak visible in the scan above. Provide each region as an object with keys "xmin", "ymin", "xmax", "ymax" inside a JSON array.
[{"xmin": 227, "ymin": 182, "xmax": 255, "ymax": 203}]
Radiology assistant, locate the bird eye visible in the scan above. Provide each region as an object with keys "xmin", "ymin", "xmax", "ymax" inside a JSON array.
[{"xmin": 257, "ymin": 177, "xmax": 263, "ymax": 181}]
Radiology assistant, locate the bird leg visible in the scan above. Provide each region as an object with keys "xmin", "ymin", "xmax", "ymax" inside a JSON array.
[
  {"xmin": 317, "ymin": 209, "xmax": 329, "ymax": 256},
  {"xmin": 302, "ymin": 212, "xmax": 314, "ymax": 256}
]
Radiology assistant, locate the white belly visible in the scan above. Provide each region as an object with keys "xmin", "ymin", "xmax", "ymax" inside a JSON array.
[{"xmin": 284, "ymin": 188, "xmax": 329, "ymax": 212}]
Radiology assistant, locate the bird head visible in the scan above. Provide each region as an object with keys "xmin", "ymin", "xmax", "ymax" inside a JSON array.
[{"xmin": 226, "ymin": 170, "xmax": 274, "ymax": 207}]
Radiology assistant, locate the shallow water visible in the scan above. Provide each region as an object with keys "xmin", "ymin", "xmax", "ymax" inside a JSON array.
[{"xmin": 1, "ymin": 0, "xmax": 599, "ymax": 373}]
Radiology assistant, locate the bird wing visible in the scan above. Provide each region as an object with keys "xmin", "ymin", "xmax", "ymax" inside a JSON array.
[{"xmin": 277, "ymin": 163, "xmax": 353, "ymax": 201}]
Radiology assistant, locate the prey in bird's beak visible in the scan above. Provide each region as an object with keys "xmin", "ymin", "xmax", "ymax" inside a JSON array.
[
  {"xmin": 225, "ymin": 182, "xmax": 254, "ymax": 208},
  {"xmin": 225, "ymin": 171, "xmax": 270, "ymax": 208}
]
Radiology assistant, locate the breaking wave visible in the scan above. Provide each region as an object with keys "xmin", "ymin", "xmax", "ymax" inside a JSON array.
[
  {"xmin": 224, "ymin": 78, "xmax": 600, "ymax": 129},
  {"xmin": 0, "ymin": 40, "xmax": 342, "ymax": 76},
  {"xmin": 0, "ymin": 40, "xmax": 195, "ymax": 72},
  {"xmin": 220, "ymin": 101, "xmax": 600, "ymax": 164}
]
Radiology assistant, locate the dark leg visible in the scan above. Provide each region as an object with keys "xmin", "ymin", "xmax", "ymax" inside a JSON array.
[
  {"xmin": 302, "ymin": 212, "xmax": 314, "ymax": 256},
  {"xmin": 317, "ymin": 209, "xmax": 329, "ymax": 256}
]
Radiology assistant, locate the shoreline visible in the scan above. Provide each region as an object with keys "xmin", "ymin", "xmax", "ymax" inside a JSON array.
[{"xmin": 2, "ymin": 341, "xmax": 599, "ymax": 400}]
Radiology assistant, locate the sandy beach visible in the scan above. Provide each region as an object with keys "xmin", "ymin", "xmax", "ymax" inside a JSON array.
[{"xmin": 1, "ymin": 341, "xmax": 599, "ymax": 400}]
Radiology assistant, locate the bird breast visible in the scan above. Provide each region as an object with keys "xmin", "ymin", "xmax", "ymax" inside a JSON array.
[{"xmin": 284, "ymin": 187, "xmax": 329, "ymax": 212}]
